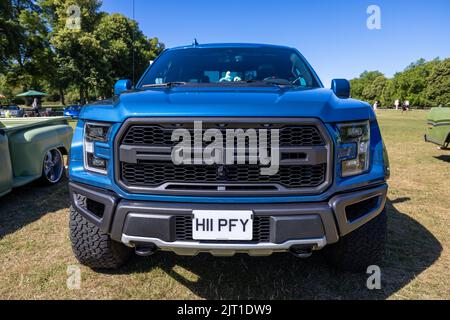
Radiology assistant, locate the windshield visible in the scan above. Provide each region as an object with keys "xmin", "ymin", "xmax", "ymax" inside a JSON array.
[{"xmin": 139, "ymin": 47, "xmax": 321, "ymax": 88}]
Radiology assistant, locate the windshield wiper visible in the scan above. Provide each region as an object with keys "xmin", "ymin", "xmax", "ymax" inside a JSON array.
[
  {"xmin": 263, "ymin": 78, "xmax": 293, "ymax": 85},
  {"xmin": 244, "ymin": 78, "xmax": 293, "ymax": 86},
  {"xmin": 142, "ymin": 82, "xmax": 187, "ymax": 88}
]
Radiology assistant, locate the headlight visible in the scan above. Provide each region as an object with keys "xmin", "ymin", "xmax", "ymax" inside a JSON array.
[
  {"xmin": 85, "ymin": 123, "xmax": 110, "ymax": 142},
  {"xmin": 337, "ymin": 121, "xmax": 370, "ymax": 177},
  {"xmin": 84, "ymin": 122, "xmax": 111, "ymax": 173}
]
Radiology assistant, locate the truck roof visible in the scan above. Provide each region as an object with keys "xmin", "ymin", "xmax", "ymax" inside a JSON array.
[{"xmin": 167, "ymin": 43, "xmax": 295, "ymax": 51}]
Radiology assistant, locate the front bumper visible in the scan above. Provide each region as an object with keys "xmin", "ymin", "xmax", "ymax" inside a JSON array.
[{"xmin": 69, "ymin": 182, "xmax": 387, "ymax": 256}]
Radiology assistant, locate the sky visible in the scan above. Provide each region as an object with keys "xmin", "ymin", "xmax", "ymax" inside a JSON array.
[{"xmin": 101, "ymin": 0, "xmax": 450, "ymax": 87}]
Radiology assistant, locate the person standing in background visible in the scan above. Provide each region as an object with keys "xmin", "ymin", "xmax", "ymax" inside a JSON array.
[
  {"xmin": 395, "ymin": 99, "xmax": 400, "ymax": 110},
  {"xmin": 402, "ymin": 101, "xmax": 409, "ymax": 114},
  {"xmin": 373, "ymin": 100, "xmax": 379, "ymax": 111},
  {"xmin": 31, "ymin": 97, "xmax": 40, "ymax": 116}
]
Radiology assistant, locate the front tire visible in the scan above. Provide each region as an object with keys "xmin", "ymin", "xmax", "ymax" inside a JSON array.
[
  {"xmin": 69, "ymin": 206, "xmax": 132, "ymax": 269},
  {"xmin": 323, "ymin": 208, "xmax": 387, "ymax": 272}
]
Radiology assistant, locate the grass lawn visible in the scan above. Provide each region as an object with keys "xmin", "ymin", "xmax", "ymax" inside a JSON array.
[{"xmin": 0, "ymin": 110, "xmax": 448, "ymax": 299}]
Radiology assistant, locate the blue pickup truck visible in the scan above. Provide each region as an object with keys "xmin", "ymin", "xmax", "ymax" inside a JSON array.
[{"xmin": 68, "ymin": 43, "xmax": 390, "ymax": 272}]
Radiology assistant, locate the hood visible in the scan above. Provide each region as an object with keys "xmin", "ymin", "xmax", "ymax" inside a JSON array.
[{"xmin": 80, "ymin": 87, "xmax": 374, "ymax": 123}]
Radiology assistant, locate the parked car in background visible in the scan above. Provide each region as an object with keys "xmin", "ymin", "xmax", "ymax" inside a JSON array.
[
  {"xmin": 0, "ymin": 117, "xmax": 73, "ymax": 197},
  {"xmin": 0, "ymin": 105, "xmax": 24, "ymax": 118},
  {"xmin": 64, "ymin": 105, "xmax": 82, "ymax": 118},
  {"xmin": 425, "ymin": 107, "xmax": 450, "ymax": 149}
]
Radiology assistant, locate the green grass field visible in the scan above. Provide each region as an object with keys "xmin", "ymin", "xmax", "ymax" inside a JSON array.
[{"xmin": 0, "ymin": 110, "xmax": 449, "ymax": 299}]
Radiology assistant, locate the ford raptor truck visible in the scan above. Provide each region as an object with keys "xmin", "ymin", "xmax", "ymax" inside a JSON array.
[{"xmin": 68, "ymin": 43, "xmax": 390, "ymax": 272}]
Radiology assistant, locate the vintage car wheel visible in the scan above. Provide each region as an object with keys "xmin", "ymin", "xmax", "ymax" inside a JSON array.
[{"xmin": 40, "ymin": 148, "xmax": 65, "ymax": 185}]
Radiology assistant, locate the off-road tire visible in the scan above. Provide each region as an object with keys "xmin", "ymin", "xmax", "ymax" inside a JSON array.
[
  {"xmin": 323, "ymin": 207, "xmax": 387, "ymax": 273},
  {"xmin": 69, "ymin": 206, "xmax": 132, "ymax": 269}
]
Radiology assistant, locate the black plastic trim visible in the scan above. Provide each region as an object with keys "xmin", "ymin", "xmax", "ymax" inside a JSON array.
[
  {"xmin": 68, "ymin": 181, "xmax": 388, "ymax": 245},
  {"xmin": 69, "ymin": 182, "xmax": 118, "ymax": 233},
  {"xmin": 109, "ymin": 198, "xmax": 339, "ymax": 244}
]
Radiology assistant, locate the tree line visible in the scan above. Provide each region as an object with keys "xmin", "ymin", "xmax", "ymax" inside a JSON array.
[
  {"xmin": 2, "ymin": 1, "xmax": 449, "ymax": 108},
  {"xmin": 0, "ymin": 0, "xmax": 164, "ymax": 105},
  {"xmin": 350, "ymin": 58, "xmax": 450, "ymax": 108}
]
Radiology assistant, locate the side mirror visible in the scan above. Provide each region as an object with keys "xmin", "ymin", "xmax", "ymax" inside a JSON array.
[
  {"xmin": 331, "ymin": 79, "xmax": 350, "ymax": 99},
  {"xmin": 114, "ymin": 79, "xmax": 132, "ymax": 95}
]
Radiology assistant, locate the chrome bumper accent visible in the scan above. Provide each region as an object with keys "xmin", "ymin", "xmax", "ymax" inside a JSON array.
[{"xmin": 121, "ymin": 235, "xmax": 327, "ymax": 257}]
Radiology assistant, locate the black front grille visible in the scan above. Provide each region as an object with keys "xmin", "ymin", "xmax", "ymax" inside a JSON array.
[
  {"xmin": 175, "ymin": 215, "xmax": 193, "ymax": 241},
  {"xmin": 122, "ymin": 161, "xmax": 326, "ymax": 188},
  {"xmin": 175, "ymin": 215, "xmax": 271, "ymax": 242},
  {"xmin": 122, "ymin": 125, "xmax": 324, "ymax": 147},
  {"xmin": 116, "ymin": 120, "xmax": 330, "ymax": 193}
]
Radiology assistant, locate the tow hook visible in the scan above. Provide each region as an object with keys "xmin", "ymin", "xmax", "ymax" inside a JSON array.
[
  {"xmin": 289, "ymin": 245, "xmax": 313, "ymax": 258},
  {"xmin": 135, "ymin": 245, "xmax": 157, "ymax": 257}
]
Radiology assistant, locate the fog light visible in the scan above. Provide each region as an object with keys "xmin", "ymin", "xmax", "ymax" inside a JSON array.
[
  {"xmin": 87, "ymin": 153, "xmax": 107, "ymax": 170},
  {"xmin": 92, "ymin": 157, "xmax": 106, "ymax": 168}
]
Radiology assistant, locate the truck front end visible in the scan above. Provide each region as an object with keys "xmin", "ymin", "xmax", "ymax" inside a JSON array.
[{"xmin": 68, "ymin": 44, "xmax": 390, "ymax": 272}]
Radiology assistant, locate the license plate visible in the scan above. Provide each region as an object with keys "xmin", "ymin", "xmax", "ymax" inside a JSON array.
[{"xmin": 192, "ymin": 210, "xmax": 253, "ymax": 240}]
